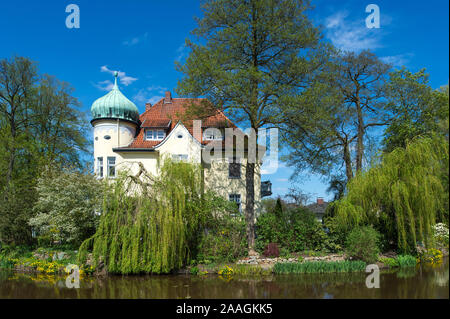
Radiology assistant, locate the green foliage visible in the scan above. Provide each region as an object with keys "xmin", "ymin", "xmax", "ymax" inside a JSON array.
[
  {"xmin": 322, "ymin": 216, "xmax": 346, "ymax": 252},
  {"xmin": 197, "ymin": 199, "xmax": 247, "ymax": 263},
  {"xmin": 232, "ymin": 264, "xmax": 272, "ymax": 276},
  {"xmin": 77, "ymin": 159, "xmax": 212, "ymax": 274},
  {"xmin": 0, "ymin": 56, "xmax": 89, "ymax": 246},
  {"xmin": 190, "ymin": 266, "xmax": 199, "ymax": 275},
  {"xmin": 383, "ymin": 69, "xmax": 449, "ymax": 152},
  {"xmin": 379, "ymin": 257, "xmax": 399, "ymax": 268},
  {"xmin": 345, "ymin": 226, "xmax": 380, "ymax": 264},
  {"xmin": 418, "ymin": 248, "xmax": 443, "ymax": 264},
  {"xmin": 29, "ymin": 166, "xmax": 103, "ymax": 247},
  {"xmin": 281, "ymin": 50, "xmax": 391, "ymax": 183},
  {"xmin": 255, "ymin": 205, "xmax": 327, "ymax": 253},
  {"xmin": 334, "ymin": 136, "xmax": 449, "ymax": 253},
  {"xmin": 176, "ymin": 0, "xmax": 327, "ymax": 250},
  {"xmin": 273, "ymin": 260, "xmax": 366, "ymax": 274},
  {"xmin": 397, "ymin": 255, "xmax": 417, "ymax": 268}
]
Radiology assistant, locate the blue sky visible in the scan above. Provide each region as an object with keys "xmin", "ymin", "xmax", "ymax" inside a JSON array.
[{"xmin": 1, "ymin": 0, "xmax": 448, "ymax": 203}]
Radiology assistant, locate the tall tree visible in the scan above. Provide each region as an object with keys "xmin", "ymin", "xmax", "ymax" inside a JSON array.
[
  {"xmin": 383, "ymin": 68, "xmax": 449, "ymax": 152},
  {"xmin": 281, "ymin": 78, "xmax": 357, "ymax": 182},
  {"xmin": 0, "ymin": 57, "xmax": 38, "ymax": 244},
  {"xmin": 32, "ymin": 74, "xmax": 90, "ymax": 167},
  {"xmin": 0, "ymin": 56, "xmax": 89, "ymax": 245},
  {"xmin": 333, "ymin": 136, "xmax": 448, "ymax": 253},
  {"xmin": 331, "ymin": 50, "xmax": 390, "ymax": 172},
  {"xmin": 176, "ymin": 0, "xmax": 326, "ymax": 252},
  {"xmin": 281, "ymin": 50, "xmax": 390, "ymax": 184},
  {"xmin": 0, "ymin": 56, "xmax": 37, "ymax": 191}
]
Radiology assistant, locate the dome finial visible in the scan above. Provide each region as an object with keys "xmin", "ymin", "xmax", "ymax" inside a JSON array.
[{"xmin": 113, "ymin": 71, "xmax": 119, "ymax": 89}]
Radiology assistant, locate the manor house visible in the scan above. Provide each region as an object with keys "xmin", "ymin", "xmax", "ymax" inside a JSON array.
[{"xmin": 91, "ymin": 72, "xmax": 272, "ymax": 213}]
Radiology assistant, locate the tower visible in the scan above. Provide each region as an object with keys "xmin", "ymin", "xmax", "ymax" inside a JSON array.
[{"xmin": 90, "ymin": 72, "xmax": 140, "ymax": 178}]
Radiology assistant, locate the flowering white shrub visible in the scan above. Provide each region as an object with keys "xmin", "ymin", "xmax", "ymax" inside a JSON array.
[
  {"xmin": 29, "ymin": 167, "xmax": 103, "ymax": 246},
  {"xmin": 433, "ymin": 223, "xmax": 449, "ymax": 247}
]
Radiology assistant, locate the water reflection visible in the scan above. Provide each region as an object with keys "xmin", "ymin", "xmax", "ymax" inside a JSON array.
[{"xmin": 0, "ymin": 258, "xmax": 448, "ymax": 299}]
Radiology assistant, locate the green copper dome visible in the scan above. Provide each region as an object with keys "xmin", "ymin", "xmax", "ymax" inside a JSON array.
[{"xmin": 91, "ymin": 72, "xmax": 140, "ymax": 124}]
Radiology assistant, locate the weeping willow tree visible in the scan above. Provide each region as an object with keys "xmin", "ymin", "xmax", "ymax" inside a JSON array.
[
  {"xmin": 77, "ymin": 159, "xmax": 210, "ymax": 274},
  {"xmin": 333, "ymin": 136, "xmax": 448, "ymax": 253}
]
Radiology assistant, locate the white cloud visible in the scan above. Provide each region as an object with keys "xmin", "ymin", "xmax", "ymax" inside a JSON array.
[
  {"xmin": 122, "ymin": 32, "xmax": 148, "ymax": 46},
  {"xmin": 176, "ymin": 43, "xmax": 189, "ymax": 61},
  {"xmin": 93, "ymin": 80, "xmax": 114, "ymax": 91},
  {"xmin": 324, "ymin": 10, "xmax": 383, "ymax": 52},
  {"xmin": 132, "ymin": 86, "xmax": 168, "ymax": 105},
  {"xmin": 380, "ymin": 53, "xmax": 413, "ymax": 67},
  {"xmin": 100, "ymin": 65, "xmax": 138, "ymax": 86}
]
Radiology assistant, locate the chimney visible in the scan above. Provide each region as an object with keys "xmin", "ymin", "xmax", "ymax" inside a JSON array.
[
  {"xmin": 145, "ymin": 103, "xmax": 152, "ymax": 111},
  {"xmin": 164, "ymin": 91, "xmax": 172, "ymax": 104},
  {"xmin": 317, "ymin": 197, "xmax": 324, "ymax": 205}
]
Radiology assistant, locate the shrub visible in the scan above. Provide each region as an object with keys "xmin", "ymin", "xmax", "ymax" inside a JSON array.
[
  {"xmin": 433, "ymin": 223, "xmax": 449, "ymax": 248},
  {"xmin": 190, "ymin": 266, "xmax": 199, "ymax": 275},
  {"xmin": 397, "ymin": 255, "xmax": 417, "ymax": 267},
  {"xmin": 263, "ymin": 243, "xmax": 280, "ymax": 258},
  {"xmin": 218, "ymin": 265, "xmax": 234, "ymax": 276},
  {"xmin": 346, "ymin": 226, "xmax": 380, "ymax": 263},
  {"xmin": 418, "ymin": 248, "xmax": 443, "ymax": 264},
  {"xmin": 197, "ymin": 200, "xmax": 247, "ymax": 263},
  {"xmin": 333, "ymin": 136, "xmax": 448, "ymax": 253},
  {"xmin": 77, "ymin": 159, "xmax": 212, "ymax": 274},
  {"xmin": 29, "ymin": 166, "xmax": 103, "ymax": 247},
  {"xmin": 256, "ymin": 205, "xmax": 327, "ymax": 253},
  {"xmin": 322, "ymin": 216, "xmax": 346, "ymax": 252},
  {"xmin": 273, "ymin": 260, "xmax": 366, "ymax": 274},
  {"xmin": 233, "ymin": 264, "xmax": 272, "ymax": 276},
  {"xmin": 379, "ymin": 257, "xmax": 399, "ymax": 268}
]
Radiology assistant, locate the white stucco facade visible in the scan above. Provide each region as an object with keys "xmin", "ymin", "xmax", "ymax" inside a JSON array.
[
  {"xmin": 91, "ymin": 83, "xmax": 270, "ymax": 215},
  {"xmin": 92, "ymin": 119, "xmax": 264, "ymax": 214}
]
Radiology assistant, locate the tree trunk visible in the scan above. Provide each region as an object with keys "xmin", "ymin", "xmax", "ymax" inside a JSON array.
[
  {"xmin": 343, "ymin": 141, "xmax": 353, "ymax": 182},
  {"xmin": 5, "ymin": 117, "xmax": 16, "ymax": 195},
  {"xmin": 245, "ymin": 161, "xmax": 256, "ymax": 252},
  {"xmin": 355, "ymin": 99, "xmax": 364, "ymax": 172}
]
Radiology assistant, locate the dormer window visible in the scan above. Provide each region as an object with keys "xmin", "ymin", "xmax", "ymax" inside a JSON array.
[
  {"xmin": 203, "ymin": 128, "xmax": 223, "ymax": 141},
  {"xmin": 145, "ymin": 129, "xmax": 165, "ymax": 141}
]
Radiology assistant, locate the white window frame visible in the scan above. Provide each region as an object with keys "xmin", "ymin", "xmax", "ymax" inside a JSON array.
[
  {"xmin": 97, "ymin": 157, "xmax": 103, "ymax": 178},
  {"xmin": 107, "ymin": 156, "xmax": 116, "ymax": 178},
  {"xmin": 145, "ymin": 129, "xmax": 166, "ymax": 141},
  {"xmin": 203, "ymin": 128, "xmax": 223, "ymax": 141}
]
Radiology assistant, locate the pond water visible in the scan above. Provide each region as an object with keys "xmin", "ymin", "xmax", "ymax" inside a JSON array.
[{"xmin": 0, "ymin": 258, "xmax": 448, "ymax": 299}]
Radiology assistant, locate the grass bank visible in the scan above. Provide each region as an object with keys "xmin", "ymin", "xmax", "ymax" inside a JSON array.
[{"xmin": 273, "ymin": 260, "xmax": 367, "ymax": 274}]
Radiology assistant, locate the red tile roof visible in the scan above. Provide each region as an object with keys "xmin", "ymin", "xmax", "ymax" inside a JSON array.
[{"xmin": 115, "ymin": 96, "xmax": 237, "ymax": 150}]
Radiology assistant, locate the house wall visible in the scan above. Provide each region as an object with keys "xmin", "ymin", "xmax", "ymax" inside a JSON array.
[
  {"xmin": 111, "ymin": 123, "xmax": 203, "ymax": 179},
  {"xmin": 203, "ymin": 156, "xmax": 262, "ymax": 219},
  {"xmin": 93, "ymin": 121, "xmax": 262, "ymax": 217},
  {"xmin": 93, "ymin": 119, "xmax": 137, "ymax": 177},
  {"xmin": 156, "ymin": 124, "xmax": 202, "ymax": 164}
]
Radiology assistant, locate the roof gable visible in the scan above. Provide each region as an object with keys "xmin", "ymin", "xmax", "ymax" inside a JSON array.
[{"xmin": 115, "ymin": 95, "xmax": 237, "ymax": 151}]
